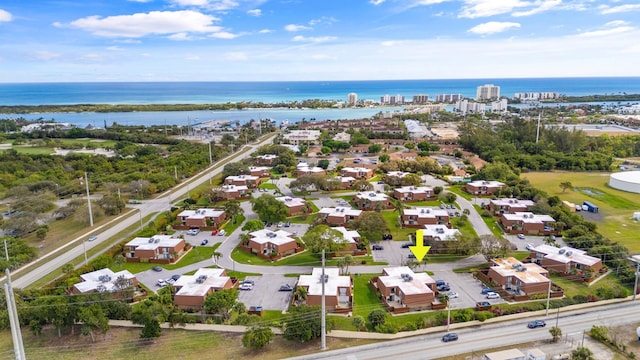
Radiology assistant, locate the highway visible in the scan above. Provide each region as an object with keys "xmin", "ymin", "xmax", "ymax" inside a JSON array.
[
  {"xmin": 3, "ymin": 133, "xmax": 277, "ymax": 289},
  {"xmin": 287, "ymin": 300, "xmax": 640, "ymax": 360}
]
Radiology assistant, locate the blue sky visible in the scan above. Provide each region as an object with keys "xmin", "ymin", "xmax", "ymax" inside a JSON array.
[{"xmin": 1, "ymin": 0, "xmax": 639, "ymax": 82}]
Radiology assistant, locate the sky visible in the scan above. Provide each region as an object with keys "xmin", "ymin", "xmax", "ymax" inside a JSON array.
[{"xmin": 1, "ymin": 0, "xmax": 639, "ymax": 82}]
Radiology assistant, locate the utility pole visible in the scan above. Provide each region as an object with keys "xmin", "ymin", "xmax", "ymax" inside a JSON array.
[
  {"xmin": 536, "ymin": 113, "xmax": 541, "ymax": 143},
  {"xmin": 545, "ymin": 278, "xmax": 552, "ymax": 316},
  {"xmin": 85, "ymin": 171, "xmax": 94, "ymax": 227},
  {"xmin": 634, "ymin": 261, "xmax": 640, "ymax": 300},
  {"xmin": 208, "ymin": 142, "xmax": 213, "ymax": 165},
  {"xmin": 447, "ymin": 304, "xmax": 451, "ymax": 332},
  {"xmin": 4, "ymin": 241, "xmax": 25, "ymax": 359},
  {"xmin": 321, "ymin": 249, "xmax": 326, "ymax": 351}
]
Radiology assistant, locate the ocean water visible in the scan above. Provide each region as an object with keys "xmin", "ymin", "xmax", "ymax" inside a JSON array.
[{"xmin": 0, "ymin": 77, "xmax": 639, "ymax": 127}]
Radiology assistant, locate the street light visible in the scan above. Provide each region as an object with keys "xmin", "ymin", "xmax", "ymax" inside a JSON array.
[
  {"xmin": 545, "ymin": 277, "xmax": 552, "ymax": 316},
  {"xmin": 629, "ymin": 256, "xmax": 640, "ymax": 300}
]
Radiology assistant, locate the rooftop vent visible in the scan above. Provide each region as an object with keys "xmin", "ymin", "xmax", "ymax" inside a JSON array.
[
  {"xmin": 196, "ymin": 275, "xmax": 208, "ymax": 284},
  {"xmin": 559, "ymin": 249, "xmax": 566, "ymax": 255},
  {"xmin": 369, "ymin": 193, "xmax": 376, "ymax": 197},
  {"xmin": 148, "ymin": 238, "xmax": 154, "ymax": 243},
  {"xmin": 565, "ymin": 251, "xmax": 573, "ymax": 257},
  {"xmin": 98, "ymin": 275, "xmax": 111, "ymax": 283}
]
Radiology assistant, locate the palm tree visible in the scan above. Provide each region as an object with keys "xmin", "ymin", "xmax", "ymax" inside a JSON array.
[
  {"xmin": 212, "ymin": 251, "xmax": 222, "ymax": 264},
  {"xmin": 391, "ymin": 198, "xmax": 405, "ymax": 237},
  {"xmin": 549, "ymin": 326, "xmax": 562, "ymax": 343}
]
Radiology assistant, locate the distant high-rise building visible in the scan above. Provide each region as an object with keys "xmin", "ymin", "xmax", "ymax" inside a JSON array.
[
  {"xmin": 347, "ymin": 93, "xmax": 358, "ymax": 106},
  {"xmin": 455, "ymin": 99, "xmax": 486, "ymax": 115},
  {"xmin": 412, "ymin": 94, "xmax": 429, "ymax": 104},
  {"xmin": 435, "ymin": 94, "xmax": 462, "ymax": 103},
  {"xmin": 476, "ymin": 84, "xmax": 500, "ymax": 101},
  {"xmin": 380, "ymin": 94, "xmax": 405, "ymax": 105},
  {"xmin": 514, "ymin": 92, "xmax": 559, "ymax": 101},
  {"xmin": 491, "ymin": 99, "xmax": 508, "ymax": 112}
]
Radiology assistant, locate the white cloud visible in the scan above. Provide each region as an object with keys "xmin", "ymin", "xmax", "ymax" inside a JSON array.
[
  {"xmin": 309, "ymin": 17, "xmax": 337, "ymax": 26},
  {"xmin": 171, "ymin": 0, "xmax": 210, "ymax": 6},
  {"xmin": 459, "ymin": 0, "xmax": 530, "ymax": 19},
  {"xmin": 127, "ymin": 0, "xmax": 153, "ymax": 2},
  {"xmin": 247, "ymin": 9, "xmax": 262, "ymax": 17},
  {"xmin": 258, "ymin": 29, "xmax": 272, "ymax": 34},
  {"xmin": 27, "ymin": 51, "xmax": 61, "ymax": 60},
  {"xmin": 577, "ymin": 26, "xmax": 635, "ymax": 37},
  {"xmin": 106, "ymin": 46, "xmax": 124, "ymax": 51},
  {"xmin": 67, "ymin": 10, "xmax": 222, "ymax": 38},
  {"xmin": 605, "ymin": 20, "xmax": 629, "ymax": 27},
  {"xmin": 0, "ymin": 9, "xmax": 12, "ymax": 22},
  {"xmin": 600, "ymin": 4, "xmax": 640, "ymax": 14},
  {"xmin": 168, "ymin": 32, "xmax": 198, "ymax": 40},
  {"xmin": 381, "ymin": 40, "xmax": 397, "ymax": 46},
  {"xmin": 224, "ymin": 51, "xmax": 248, "ymax": 60},
  {"xmin": 512, "ymin": 0, "xmax": 561, "ymax": 17},
  {"xmin": 170, "ymin": 0, "xmax": 240, "ymax": 10},
  {"xmin": 285, "ymin": 24, "xmax": 311, "ymax": 32},
  {"xmin": 292, "ymin": 35, "xmax": 337, "ymax": 43},
  {"xmin": 210, "ymin": 31, "xmax": 239, "ymax": 39},
  {"xmin": 370, "ymin": 0, "xmax": 386, "ymax": 5},
  {"xmin": 468, "ymin": 21, "xmax": 521, "ymax": 35}
]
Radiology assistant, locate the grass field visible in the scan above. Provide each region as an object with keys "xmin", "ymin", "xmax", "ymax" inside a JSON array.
[{"xmin": 522, "ymin": 171, "xmax": 640, "ymax": 252}]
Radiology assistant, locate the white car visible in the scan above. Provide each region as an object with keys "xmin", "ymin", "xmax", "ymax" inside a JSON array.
[
  {"xmin": 218, "ymin": 229, "xmax": 226, "ymax": 236},
  {"xmin": 238, "ymin": 282, "xmax": 253, "ymax": 290},
  {"xmin": 156, "ymin": 279, "xmax": 167, "ymax": 287},
  {"xmin": 447, "ymin": 292, "xmax": 459, "ymax": 299},
  {"xmin": 526, "ymin": 243, "xmax": 535, "ymax": 250},
  {"xmin": 486, "ymin": 292, "xmax": 500, "ymax": 299}
]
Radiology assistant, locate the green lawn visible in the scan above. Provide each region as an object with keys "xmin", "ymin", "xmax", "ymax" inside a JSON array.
[
  {"xmin": 259, "ymin": 183, "xmax": 278, "ymax": 189},
  {"xmin": 447, "ymin": 185, "xmax": 473, "ymax": 200},
  {"xmin": 477, "ymin": 209, "xmax": 504, "ymax": 238},
  {"xmin": 221, "ymin": 214, "xmax": 245, "ymax": 235},
  {"xmin": 352, "ymin": 273, "xmax": 385, "ymax": 317},
  {"xmin": 408, "ymin": 200, "xmax": 442, "ymax": 207},
  {"xmin": 231, "ymin": 247, "xmax": 384, "ymax": 267},
  {"xmin": 289, "ymin": 213, "xmax": 317, "ymax": 224},
  {"xmin": 380, "ymin": 210, "xmax": 415, "ymax": 241},
  {"xmin": 522, "ymin": 171, "xmax": 640, "ymax": 252}
]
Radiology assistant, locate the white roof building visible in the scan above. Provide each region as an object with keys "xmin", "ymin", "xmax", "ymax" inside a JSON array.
[
  {"xmin": 283, "ymin": 130, "xmax": 321, "ymax": 144},
  {"xmin": 257, "ymin": 154, "xmax": 277, "ymax": 162},
  {"xmin": 73, "ymin": 268, "xmax": 136, "ymax": 294},
  {"xmin": 394, "ymin": 186, "xmax": 434, "ymax": 195},
  {"xmin": 404, "ymin": 119, "xmax": 429, "ymax": 139},
  {"xmin": 318, "ymin": 207, "xmax": 363, "ymax": 217},
  {"xmin": 125, "ymin": 235, "xmax": 183, "ymax": 251},
  {"xmin": 423, "ymin": 224, "xmax": 460, "ymax": 241},
  {"xmin": 333, "ymin": 227, "xmax": 361, "ymax": 245},
  {"xmin": 249, "ymin": 229, "xmax": 296, "ymax": 246},
  {"xmin": 502, "ymin": 212, "xmax": 555, "ymax": 224},
  {"xmin": 354, "ymin": 192, "xmax": 389, "ymax": 202},
  {"xmin": 297, "ymin": 162, "xmax": 326, "ymax": 174},
  {"xmin": 173, "ymin": 268, "xmax": 230, "ymax": 297},
  {"xmin": 531, "ymin": 244, "xmax": 601, "ymax": 267},
  {"xmin": 490, "ymin": 198, "xmax": 535, "ymax": 208},
  {"xmin": 222, "ymin": 184, "xmax": 248, "ymax": 193},
  {"xmin": 333, "ymin": 132, "xmax": 351, "ymax": 142},
  {"xmin": 225, "ymin": 174, "xmax": 260, "ymax": 183},
  {"xmin": 177, "ymin": 208, "xmax": 225, "ymax": 220},
  {"xmin": 403, "ymin": 207, "xmax": 449, "ymax": 218},
  {"xmin": 276, "ymin": 196, "xmax": 306, "ymax": 208},
  {"xmin": 378, "ymin": 266, "xmax": 435, "ymax": 296},
  {"xmin": 298, "ymin": 268, "xmax": 350, "ymax": 297}
]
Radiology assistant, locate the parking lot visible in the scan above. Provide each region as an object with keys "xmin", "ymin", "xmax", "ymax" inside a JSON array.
[
  {"xmin": 430, "ymin": 269, "xmax": 506, "ymax": 309},
  {"xmin": 370, "ymin": 239, "xmax": 415, "ymax": 266},
  {"xmin": 237, "ymin": 274, "xmax": 297, "ymax": 311}
]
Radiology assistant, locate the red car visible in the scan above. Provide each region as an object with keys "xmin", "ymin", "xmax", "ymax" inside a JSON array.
[{"xmin": 211, "ymin": 230, "xmax": 218, "ymax": 235}]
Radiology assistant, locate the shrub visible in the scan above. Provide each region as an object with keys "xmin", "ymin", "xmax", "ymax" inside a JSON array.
[{"xmin": 375, "ymin": 322, "xmax": 399, "ymax": 334}]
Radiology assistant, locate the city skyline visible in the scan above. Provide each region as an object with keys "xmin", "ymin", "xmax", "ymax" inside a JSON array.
[{"xmin": 1, "ymin": 0, "xmax": 640, "ymax": 82}]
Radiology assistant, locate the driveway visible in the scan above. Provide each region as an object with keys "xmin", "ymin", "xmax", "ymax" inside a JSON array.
[{"xmin": 237, "ymin": 274, "xmax": 297, "ymax": 311}]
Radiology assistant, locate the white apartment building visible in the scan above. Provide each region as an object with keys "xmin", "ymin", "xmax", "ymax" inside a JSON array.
[
  {"xmin": 455, "ymin": 99, "xmax": 486, "ymax": 115},
  {"xmin": 476, "ymin": 84, "xmax": 500, "ymax": 101},
  {"xmin": 347, "ymin": 93, "xmax": 358, "ymax": 106}
]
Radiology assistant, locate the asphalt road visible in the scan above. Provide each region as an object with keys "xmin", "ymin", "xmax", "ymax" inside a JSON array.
[{"xmin": 286, "ymin": 300, "xmax": 640, "ymax": 360}]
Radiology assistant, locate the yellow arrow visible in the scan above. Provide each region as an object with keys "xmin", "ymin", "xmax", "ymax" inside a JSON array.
[{"xmin": 409, "ymin": 229, "xmax": 431, "ymax": 261}]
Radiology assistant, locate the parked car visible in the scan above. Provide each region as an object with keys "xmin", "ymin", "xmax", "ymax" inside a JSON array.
[
  {"xmin": 436, "ymin": 280, "xmax": 447, "ymax": 287},
  {"xmin": 407, "ymin": 253, "xmax": 416, "ymax": 259},
  {"xmin": 241, "ymin": 279, "xmax": 255, "ymax": 286},
  {"xmin": 171, "ymin": 274, "xmax": 181, "ymax": 281},
  {"xmin": 200, "ymin": 239, "xmax": 209, "ymax": 246},
  {"xmin": 285, "ymin": 221, "xmax": 291, "ymax": 227},
  {"xmin": 481, "ymin": 287, "xmax": 494, "ymax": 294},
  {"xmin": 442, "ymin": 333, "xmax": 458, "ymax": 342},
  {"xmin": 211, "ymin": 230, "xmax": 218, "ymax": 235},
  {"xmin": 526, "ymin": 243, "xmax": 535, "ymax": 250},
  {"xmin": 87, "ymin": 235, "xmax": 98, "ymax": 242},
  {"xmin": 372, "ymin": 244, "xmax": 384, "ymax": 250},
  {"xmin": 187, "ymin": 229, "xmax": 200, "ymax": 236},
  {"xmin": 486, "ymin": 292, "xmax": 500, "ymax": 299},
  {"xmin": 448, "ymin": 292, "xmax": 459, "ymax": 299},
  {"xmin": 218, "ymin": 229, "xmax": 226, "ymax": 236},
  {"xmin": 528, "ymin": 320, "xmax": 546, "ymax": 329},
  {"xmin": 277, "ymin": 222, "xmax": 284, "ymax": 228},
  {"xmin": 517, "ymin": 234, "xmax": 525, "ymax": 240},
  {"xmin": 279, "ymin": 284, "xmax": 294, "ymax": 291},
  {"xmin": 437, "ymin": 284, "xmax": 451, "ymax": 292},
  {"xmin": 156, "ymin": 279, "xmax": 167, "ymax": 287},
  {"xmin": 401, "ymin": 242, "xmax": 413, "ymax": 248},
  {"xmin": 166, "ymin": 278, "xmax": 175, "ymax": 285},
  {"xmin": 239, "ymin": 282, "xmax": 253, "ymax": 290},
  {"xmin": 152, "ymin": 266, "xmax": 163, "ymax": 272}
]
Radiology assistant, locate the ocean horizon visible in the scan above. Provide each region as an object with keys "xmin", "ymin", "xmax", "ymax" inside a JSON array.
[{"xmin": 1, "ymin": 77, "xmax": 639, "ymax": 127}]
